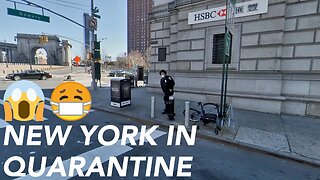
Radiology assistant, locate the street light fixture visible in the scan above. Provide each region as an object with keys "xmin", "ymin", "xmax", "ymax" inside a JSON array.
[{"xmin": 98, "ymin": 38, "xmax": 107, "ymax": 62}]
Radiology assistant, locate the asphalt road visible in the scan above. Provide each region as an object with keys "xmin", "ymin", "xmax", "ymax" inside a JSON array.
[{"xmin": 0, "ymin": 80, "xmax": 319, "ymax": 179}]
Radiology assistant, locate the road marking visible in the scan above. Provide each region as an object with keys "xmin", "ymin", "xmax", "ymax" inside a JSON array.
[
  {"xmin": 16, "ymin": 129, "xmax": 167, "ymax": 179},
  {"xmin": 0, "ymin": 118, "xmax": 11, "ymax": 129},
  {"xmin": 33, "ymin": 117, "xmax": 48, "ymax": 121},
  {"xmin": 44, "ymin": 104, "xmax": 52, "ymax": 111}
]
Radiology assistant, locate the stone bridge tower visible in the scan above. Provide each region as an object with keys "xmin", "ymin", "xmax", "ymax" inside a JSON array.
[{"xmin": 15, "ymin": 33, "xmax": 71, "ymax": 66}]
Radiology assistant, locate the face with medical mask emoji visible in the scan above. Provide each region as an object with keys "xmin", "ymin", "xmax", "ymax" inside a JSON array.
[
  {"xmin": 50, "ymin": 82, "xmax": 91, "ymax": 121},
  {"xmin": 3, "ymin": 80, "xmax": 45, "ymax": 122}
]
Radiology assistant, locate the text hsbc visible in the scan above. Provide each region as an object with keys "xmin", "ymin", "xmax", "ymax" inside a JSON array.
[{"xmin": 194, "ymin": 11, "xmax": 217, "ymax": 21}]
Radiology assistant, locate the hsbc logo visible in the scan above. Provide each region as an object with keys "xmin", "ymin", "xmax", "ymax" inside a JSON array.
[
  {"xmin": 217, "ymin": 9, "xmax": 227, "ymax": 17},
  {"xmin": 194, "ymin": 11, "xmax": 217, "ymax": 21},
  {"xmin": 193, "ymin": 8, "xmax": 226, "ymax": 22}
]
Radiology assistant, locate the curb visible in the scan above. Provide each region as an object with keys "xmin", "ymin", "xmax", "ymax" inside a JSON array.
[{"xmin": 91, "ymin": 105, "xmax": 320, "ymax": 169}]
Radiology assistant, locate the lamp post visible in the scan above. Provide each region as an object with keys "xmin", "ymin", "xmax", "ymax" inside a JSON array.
[
  {"xmin": 98, "ymin": 37, "xmax": 107, "ymax": 64},
  {"xmin": 90, "ymin": 0, "xmax": 97, "ymax": 90}
]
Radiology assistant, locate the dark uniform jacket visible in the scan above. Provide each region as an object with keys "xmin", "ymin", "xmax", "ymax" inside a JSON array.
[{"xmin": 160, "ymin": 75, "xmax": 175, "ymax": 96}]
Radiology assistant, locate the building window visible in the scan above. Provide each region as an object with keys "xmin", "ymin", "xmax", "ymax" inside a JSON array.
[
  {"xmin": 212, "ymin": 33, "xmax": 231, "ymax": 64},
  {"xmin": 158, "ymin": 47, "xmax": 166, "ymax": 62},
  {"xmin": 205, "ymin": 25, "xmax": 240, "ymax": 70}
]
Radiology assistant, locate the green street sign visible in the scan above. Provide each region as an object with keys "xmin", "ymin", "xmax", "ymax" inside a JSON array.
[
  {"xmin": 225, "ymin": 32, "xmax": 232, "ymax": 56},
  {"xmin": 7, "ymin": 8, "xmax": 50, "ymax": 23}
]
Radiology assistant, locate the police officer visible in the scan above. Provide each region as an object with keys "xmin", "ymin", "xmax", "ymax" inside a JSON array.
[{"xmin": 159, "ymin": 69, "xmax": 175, "ymax": 114}]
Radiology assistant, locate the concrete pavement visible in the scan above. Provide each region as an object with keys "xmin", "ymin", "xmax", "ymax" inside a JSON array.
[{"xmin": 90, "ymin": 85, "xmax": 320, "ymax": 167}]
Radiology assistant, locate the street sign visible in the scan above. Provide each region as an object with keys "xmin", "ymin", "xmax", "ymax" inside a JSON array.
[
  {"xmin": 7, "ymin": 8, "xmax": 50, "ymax": 23},
  {"xmin": 225, "ymin": 0, "xmax": 235, "ymax": 56},
  {"xmin": 226, "ymin": 0, "xmax": 236, "ymax": 34},
  {"xmin": 73, "ymin": 56, "xmax": 81, "ymax": 65},
  {"xmin": 89, "ymin": 17, "xmax": 97, "ymax": 30},
  {"xmin": 225, "ymin": 32, "xmax": 232, "ymax": 56}
]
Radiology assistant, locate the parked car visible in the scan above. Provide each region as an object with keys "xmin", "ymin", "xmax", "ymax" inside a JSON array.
[
  {"xmin": 6, "ymin": 70, "xmax": 52, "ymax": 81},
  {"xmin": 108, "ymin": 70, "xmax": 127, "ymax": 77}
]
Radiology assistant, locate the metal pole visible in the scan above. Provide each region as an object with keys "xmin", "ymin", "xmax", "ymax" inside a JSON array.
[
  {"xmin": 219, "ymin": 47, "xmax": 226, "ymax": 116},
  {"xmin": 185, "ymin": 101, "xmax": 190, "ymax": 128},
  {"xmin": 151, "ymin": 96, "xmax": 155, "ymax": 118},
  {"xmin": 224, "ymin": 51, "xmax": 229, "ymax": 115},
  {"xmin": 90, "ymin": 0, "xmax": 97, "ymax": 90},
  {"xmin": 21, "ymin": 0, "xmax": 90, "ymax": 30}
]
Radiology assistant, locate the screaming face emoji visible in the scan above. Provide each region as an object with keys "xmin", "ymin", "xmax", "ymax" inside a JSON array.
[
  {"xmin": 3, "ymin": 80, "xmax": 45, "ymax": 122},
  {"xmin": 50, "ymin": 82, "xmax": 92, "ymax": 121}
]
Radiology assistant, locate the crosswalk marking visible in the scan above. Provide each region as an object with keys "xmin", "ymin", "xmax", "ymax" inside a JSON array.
[
  {"xmin": 0, "ymin": 118, "xmax": 11, "ymax": 128},
  {"xmin": 16, "ymin": 130, "xmax": 167, "ymax": 179},
  {"xmin": 34, "ymin": 117, "xmax": 48, "ymax": 121},
  {"xmin": 44, "ymin": 104, "xmax": 52, "ymax": 111}
]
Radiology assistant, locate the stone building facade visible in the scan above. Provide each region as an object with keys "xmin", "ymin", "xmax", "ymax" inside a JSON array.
[
  {"xmin": 148, "ymin": 0, "xmax": 320, "ymax": 116},
  {"xmin": 0, "ymin": 42, "xmax": 17, "ymax": 63}
]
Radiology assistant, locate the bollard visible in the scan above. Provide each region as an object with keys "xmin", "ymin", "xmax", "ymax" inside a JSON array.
[
  {"xmin": 185, "ymin": 101, "xmax": 190, "ymax": 128},
  {"xmin": 151, "ymin": 96, "xmax": 155, "ymax": 118}
]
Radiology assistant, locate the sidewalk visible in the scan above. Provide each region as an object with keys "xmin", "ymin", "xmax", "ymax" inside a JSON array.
[{"xmin": 90, "ymin": 86, "xmax": 320, "ymax": 166}]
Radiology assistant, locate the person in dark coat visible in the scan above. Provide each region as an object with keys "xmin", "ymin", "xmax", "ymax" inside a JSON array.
[{"xmin": 159, "ymin": 69, "xmax": 175, "ymax": 114}]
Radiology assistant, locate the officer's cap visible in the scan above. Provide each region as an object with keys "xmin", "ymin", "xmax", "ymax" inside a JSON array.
[{"xmin": 159, "ymin": 69, "xmax": 167, "ymax": 75}]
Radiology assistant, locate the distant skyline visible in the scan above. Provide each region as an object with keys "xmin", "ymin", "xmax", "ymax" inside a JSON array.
[{"xmin": 0, "ymin": 0, "xmax": 127, "ymax": 60}]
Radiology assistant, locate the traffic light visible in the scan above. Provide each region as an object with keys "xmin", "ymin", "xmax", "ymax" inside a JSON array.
[
  {"xmin": 44, "ymin": 35, "xmax": 48, "ymax": 43},
  {"xmin": 87, "ymin": 52, "xmax": 93, "ymax": 60},
  {"xmin": 93, "ymin": 41, "xmax": 101, "ymax": 60},
  {"xmin": 39, "ymin": 35, "xmax": 48, "ymax": 44},
  {"xmin": 93, "ymin": 7, "xmax": 101, "ymax": 19}
]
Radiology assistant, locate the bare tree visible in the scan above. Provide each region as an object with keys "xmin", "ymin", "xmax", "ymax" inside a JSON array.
[
  {"xmin": 127, "ymin": 50, "xmax": 150, "ymax": 70},
  {"xmin": 113, "ymin": 49, "xmax": 151, "ymax": 70},
  {"xmin": 115, "ymin": 56, "xmax": 128, "ymax": 69}
]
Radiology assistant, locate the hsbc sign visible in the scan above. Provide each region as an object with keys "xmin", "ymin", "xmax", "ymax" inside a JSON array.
[{"xmin": 188, "ymin": 0, "xmax": 268, "ymax": 25}]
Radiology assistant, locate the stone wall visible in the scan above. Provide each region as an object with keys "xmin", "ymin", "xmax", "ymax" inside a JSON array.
[
  {"xmin": 148, "ymin": 0, "xmax": 320, "ymax": 116},
  {"xmin": 16, "ymin": 34, "xmax": 62, "ymax": 65}
]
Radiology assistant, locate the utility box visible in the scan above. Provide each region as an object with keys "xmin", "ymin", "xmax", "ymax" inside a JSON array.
[{"xmin": 110, "ymin": 78, "xmax": 131, "ymax": 108}]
